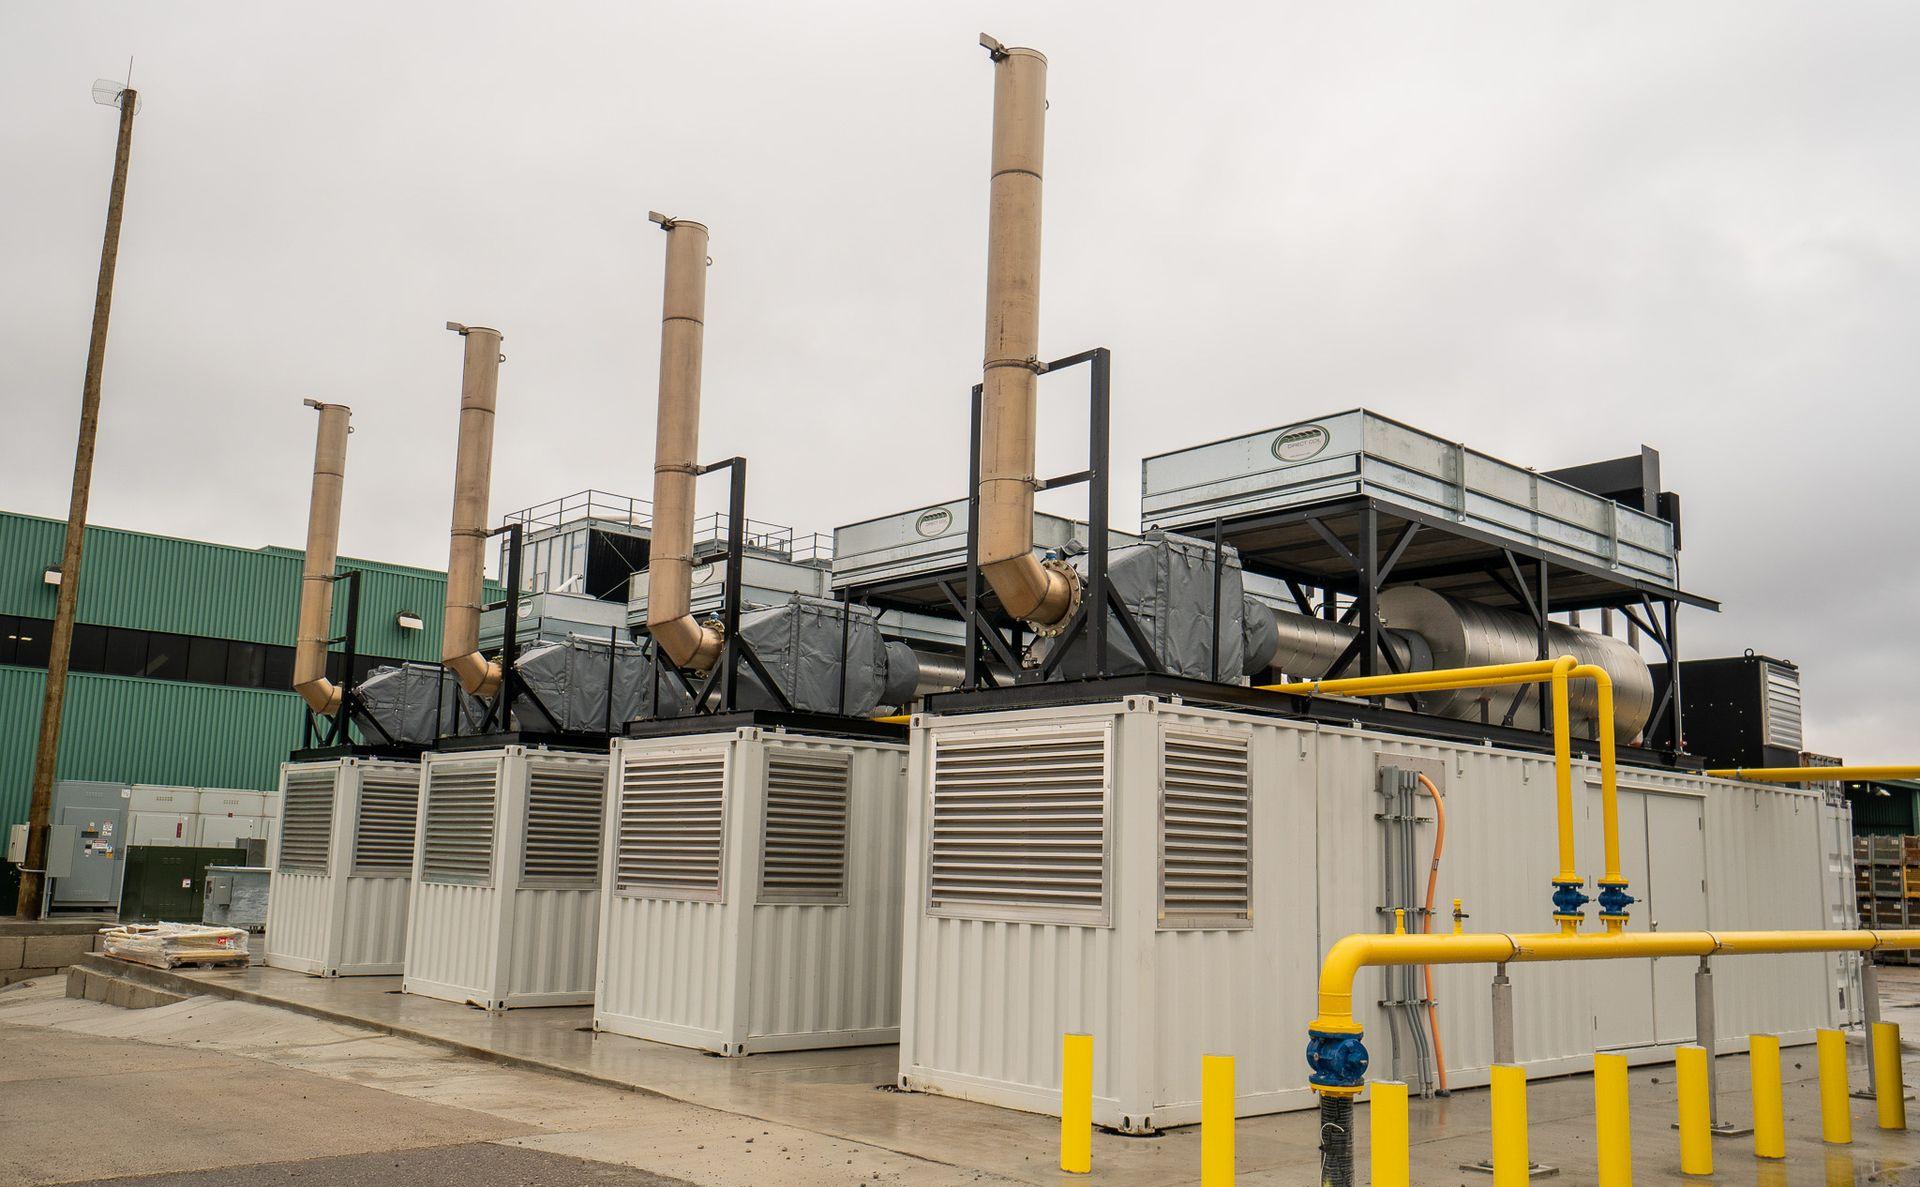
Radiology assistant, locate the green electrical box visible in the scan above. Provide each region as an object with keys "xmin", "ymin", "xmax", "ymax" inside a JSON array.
[{"xmin": 119, "ymin": 845, "xmax": 245, "ymax": 924}]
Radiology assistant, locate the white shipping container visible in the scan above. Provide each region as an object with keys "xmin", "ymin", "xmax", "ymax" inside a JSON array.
[
  {"xmin": 196, "ymin": 789, "xmax": 270, "ymax": 849},
  {"xmin": 595, "ymin": 728, "xmax": 908, "ymax": 1054},
  {"xmin": 264, "ymin": 758, "xmax": 421, "ymax": 977},
  {"xmin": 403, "ymin": 746, "xmax": 608, "ymax": 1010},
  {"xmin": 128, "ymin": 786, "xmax": 198, "ymax": 847},
  {"xmin": 898, "ymin": 696, "xmax": 1849, "ymax": 1131}
]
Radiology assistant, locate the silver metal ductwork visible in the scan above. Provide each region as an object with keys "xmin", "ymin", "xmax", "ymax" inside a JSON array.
[
  {"xmin": 1246, "ymin": 590, "xmax": 1654, "ymax": 741},
  {"xmin": 1378, "ymin": 587, "xmax": 1654, "ymax": 742},
  {"xmin": 293, "ymin": 399, "xmax": 351, "ymax": 716},
  {"xmin": 441, "ymin": 322, "xmax": 505, "ymax": 698}
]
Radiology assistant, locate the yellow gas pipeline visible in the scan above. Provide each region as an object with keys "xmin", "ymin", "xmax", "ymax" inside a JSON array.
[
  {"xmin": 1263, "ymin": 656, "xmax": 1632, "ymax": 931},
  {"xmin": 1305, "ymin": 926, "xmax": 1920, "ymax": 1097}
]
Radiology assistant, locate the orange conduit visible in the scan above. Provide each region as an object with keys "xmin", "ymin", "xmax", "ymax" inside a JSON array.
[{"xmin": 1415, "ymin": 773, "xmax": 1449, "ymax": 1093}]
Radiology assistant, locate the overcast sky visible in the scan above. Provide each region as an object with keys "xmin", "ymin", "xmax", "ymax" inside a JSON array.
[{"xmin": 3, "ymin": 4, "xmax": 1915, "ymax": 760}]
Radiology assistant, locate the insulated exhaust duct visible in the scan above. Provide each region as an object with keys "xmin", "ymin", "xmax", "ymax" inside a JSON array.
[
  {"xmin": 644, "ymin": 212, "xmax": 724, "ymax": 673},
  {"xmin": 292, "ymin": 398, "xmax": 351, "ymax": 716},
  {"xmin": 977, "ymin": 34, "xmax": 1077, "ymax": 631},
  {"xmin": 441, "ymin": 322, "xmax": 505, "ymax": 697}
]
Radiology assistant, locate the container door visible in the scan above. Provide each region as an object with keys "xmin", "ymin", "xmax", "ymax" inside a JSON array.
[
  {"xmin": 1646, "ymin": 793, "xmax": 1709, "ymax": 1044},
  {"xmin": 1591, "ymin": 788, "xmax": 1654, "ymax": 1050}
]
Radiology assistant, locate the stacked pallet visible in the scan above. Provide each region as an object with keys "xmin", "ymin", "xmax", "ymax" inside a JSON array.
[
  {"xmin": 99, "ymin": 922, "xmax": 250, "ymax": 970},
  {"xmin": 1855, "ymin": 835, "xmax": 1920, "ymax": 964}
]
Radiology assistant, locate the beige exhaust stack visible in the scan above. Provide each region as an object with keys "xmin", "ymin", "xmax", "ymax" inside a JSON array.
[
  {"xmin": 645, "ymin": 212, "xmax": 724, "ymax": 673},
  {"xmin": 978, "ymin": 34, "xmax": 1077, "ymax": 629},
  {"xmin": 293, "ymin": 399, "xmax": 352, "ymax": 715},
  {"xmin": 441, "ymin": 322, "xmax": 505, "ymax": 697}
]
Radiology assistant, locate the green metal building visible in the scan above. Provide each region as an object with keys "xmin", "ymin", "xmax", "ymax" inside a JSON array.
[
  {"xmin": 1, "ymin": 509, "xmax": 485, "ymax": 896},
  {"xmin": 1848, "ymin": 778, "xmax": 1920, "ymax": 837}
]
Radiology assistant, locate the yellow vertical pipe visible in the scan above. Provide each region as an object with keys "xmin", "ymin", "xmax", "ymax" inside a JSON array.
[
  {"xmin": 1370, "ymin": 1080, "xmax": 1409, "ymax": 1187},
  {"xmin": 1750, "ymin": 1033, "xmax": 1785, "ymax": 1159},
  {"xmin": 1060, "ymin": 1033, "xmax": 1092, "ymax": 1173},
  {"xmin": 1201, "ymin": 1054, "xmax": 1234, "ymax": 1186},
  {"xmin": 1817, "ymin": 1028, "xmax": 1851, "ymax": 1145},
  {"xmin": 1872, "ymin": 1022, "xmax": 1906, "ymax": 1131},
  {"xmin": 1593, "ymin": 1052, "xmax": 1632, "ymax": 1187},
  {"xmin": 1491, "ymin": 1064, "xmax": 1529, "ymax": 1187},
  {"xmin": 1676, "ymin": 1045, "xmax": 1713, "ymax": 1176},
  {"xmin": 1550, "ymin": 668, "xmax": 1578, "ymax": 885}
]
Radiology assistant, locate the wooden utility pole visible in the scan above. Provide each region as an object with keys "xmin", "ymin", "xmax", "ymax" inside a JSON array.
[{"xmin": 15, "ymin": 85, "xmax": 138, "ymax": 919}]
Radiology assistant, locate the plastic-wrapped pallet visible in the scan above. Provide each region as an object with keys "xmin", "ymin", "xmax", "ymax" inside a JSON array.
[{"xmin": 100, "ymin": 922, "xmax": 249, "ymax": 969}]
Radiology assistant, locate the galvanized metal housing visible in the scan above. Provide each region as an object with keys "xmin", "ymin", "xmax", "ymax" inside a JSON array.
[
  {"xmin": 595, "ymin": 728, "xmax": 908, "ymax": 1055},
  {"xmin": 403, "ymin": 746, "xmax": 609, "ymax": 1010},
  {"xmin": 897, "ymin": 696, "xmax": 1856, "ymax": 1131},
  {"xmin": 264, "ymin": 757, "xmax": 421, "ymax": 977},
  {"xmin": 1141, "ymin": 409, "xmax": 1682, "ymax": 595}
]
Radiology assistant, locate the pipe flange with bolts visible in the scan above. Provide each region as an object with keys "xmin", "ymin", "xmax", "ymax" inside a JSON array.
[{"xmin": 1025, "ymin": 557, "xmax": 1083, "ymax": 639}]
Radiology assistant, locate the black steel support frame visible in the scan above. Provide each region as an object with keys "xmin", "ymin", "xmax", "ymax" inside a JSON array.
[
  {"xmin": 959, "ymin": 347, "xmax": 1165, "ymax": 688},
  {"xmin": 298, "ymin": 569, "xmax": 402, "ymax": 750},
  {"xmin": 654, "ymin": 456, "xmax": 795, "ymax": 717},
  {"xmin": 1218, "ymin": 495, "xmax": 1688, "ymax": 759}
]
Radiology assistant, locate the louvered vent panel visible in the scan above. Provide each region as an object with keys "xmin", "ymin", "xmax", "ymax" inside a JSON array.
[
  {"xmin": 1159, "ymin": 730, "xmax": 1252, "ymax": 921},
  {"xmin": 351, "ymin": 769, "xmax": 419, "ymax": 875},
  {"xmin": 278, "ymin": 768, "xmax": 337, "ymax": 873},
  {"xmin": 616, "ymin": 751, "xmax": 727, "ymax": 899},
  {"xmin": 1763, "ymin": 662, "xmax": 1804, "ymax": 751},
  {"xmin": 759, "ymin": 753, "xmax": 851, "ymax": 904},
  {"xmin": 521, "ymin": 761, "xmax": 606, "ymax": 885},
  {"xmin": 421, "ymin": 762, "xmax": 498, "ymax": 884},
  {"xmin": 928, "ymin": 727, "xmax": 1108, "ymax": 918}
]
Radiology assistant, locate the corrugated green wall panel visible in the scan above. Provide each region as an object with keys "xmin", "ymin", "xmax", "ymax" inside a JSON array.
[
  {"xmin": 0, "ymin": 667, "xmax": 305, "ymax": 830},
  {"xmin": 1, "ymin": 512, "xmax": 500, "ymax": 662}
]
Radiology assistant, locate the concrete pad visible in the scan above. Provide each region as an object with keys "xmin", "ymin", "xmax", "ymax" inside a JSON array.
[
  {"xmin": 0, "ymin": 1026, "xmax": 536, "ymax": 1187},
  {"xmin": 49, "ymin": 1142, "xmax": 699, "ymax": 1186}
]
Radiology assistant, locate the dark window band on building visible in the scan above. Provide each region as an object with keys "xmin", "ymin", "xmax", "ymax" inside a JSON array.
[{"xmin": 0, "ymin": 614, "xmax": 407, "ymax": 693}]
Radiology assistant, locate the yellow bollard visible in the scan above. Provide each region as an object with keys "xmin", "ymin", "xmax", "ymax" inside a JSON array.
[
  {"xmin": 1750, "ymin": 1033, "xmax": 1785, "ymax": 1159},
  {"xmin": 1676, "ymin": 1045, "xmax": 1712, "ymax": 1176},
  {"xmin": 1817, "ymin": 1027, "xmax": 1851, "ymax": 1145},
  {"xmin": 1060, "ymin": 1033, "xmax": 1092, "ymax": 1174},
  {"xmin": 1201, "ymin": 1054, "xmax": 1235, "ymax": 1187},
  {"xmin": 1491, "ymin": 1064, "xmax": 1529, "ymax": 1187},
  {"xmin": 1872, "ymin": 1022, "xmax": 1906, "ymax": 1131},
  {"xmin": 1593, "ymin": 1052, "xmax": 1632, "ymax": 1187},
  {"xmin": 1370, "ymin": 1080, "xmax": 1409, "ymax": 1187}
]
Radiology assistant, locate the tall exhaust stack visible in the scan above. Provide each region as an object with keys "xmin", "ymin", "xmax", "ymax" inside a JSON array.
[
  {"xmin": 645, "ymin": 212, "xmax": 724, "ymax": 673},
  {"xmin": 977, "ymin": 34, "xmax": 1077, "ymax": 630},
  {"xmin": 442, "ymin": 322, "xmax": 505, "ymax": 697},
  {"xmin": 292, "ymin": 399, "xmax": 352, "ymax": 715}
]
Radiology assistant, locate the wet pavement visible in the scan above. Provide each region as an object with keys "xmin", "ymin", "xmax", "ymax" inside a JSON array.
[{"xmin": 11, "ymin": 963, "xmax": 1920, "ymax": 1186}]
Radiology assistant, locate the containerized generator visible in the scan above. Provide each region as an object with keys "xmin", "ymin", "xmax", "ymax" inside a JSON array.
[
  {"xmin": 896, "ymin": 697, "xmax": 1841, "ymax": 1129},
  {"xmin": 263, "ymin": 757, "xmax": 420, "ymax": 976},
  {"xmin": 595, "ymin": 728, "xmax": 907, "ymax": 1053},
  {"xmin": 402, "ymin": 745, "xmax": 609, "ymax": 1008},
  {"xmin": 888, "ymin": 35, "xmax": 1853, "ymax": 1132}
]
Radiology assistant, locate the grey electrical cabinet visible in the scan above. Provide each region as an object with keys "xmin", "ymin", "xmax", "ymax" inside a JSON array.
[{"xmin": 50, "ymin": 780, "xmax": 130, "ymax": 911}]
